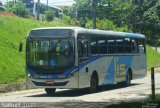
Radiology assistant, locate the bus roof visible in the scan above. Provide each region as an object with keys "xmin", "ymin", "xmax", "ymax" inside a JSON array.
[{"xmin": 31, "ymin": 27, "xmax": 145, "ymax": 38}]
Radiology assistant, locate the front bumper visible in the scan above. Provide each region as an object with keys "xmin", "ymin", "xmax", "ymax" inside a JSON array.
[{"xmin": 26, "ymin": 76, "xmax": 78, "ymax": 89}]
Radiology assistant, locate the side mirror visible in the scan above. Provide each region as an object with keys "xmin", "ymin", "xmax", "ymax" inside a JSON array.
[{"xmin": 19, "ymin": 42, "xmax": 23, "ymax": 52}]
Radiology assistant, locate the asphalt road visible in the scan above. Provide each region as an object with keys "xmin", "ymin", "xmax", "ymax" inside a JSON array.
[{"xmin": 0, "ymin": 73, "xmax": 160, "ymax": 108}]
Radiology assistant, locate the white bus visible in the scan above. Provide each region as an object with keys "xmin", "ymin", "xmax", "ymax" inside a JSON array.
[{"xmin": 20, "ymin": 27, "xmax": 147, "ymax": 95}]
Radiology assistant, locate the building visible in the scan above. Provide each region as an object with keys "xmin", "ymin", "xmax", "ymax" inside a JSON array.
[
  {"xmin": 0, "ymin": 2, "xmax": 5, "ymax": 11},
  {"xmin": 22, "ymin": 0, "xmax": 63, "ymax": 19}
]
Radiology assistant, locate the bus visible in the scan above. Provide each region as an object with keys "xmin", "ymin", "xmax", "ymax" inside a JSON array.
[{"xmin": 19, "ymin": 27, "xmax": 147, "ymax": 95}]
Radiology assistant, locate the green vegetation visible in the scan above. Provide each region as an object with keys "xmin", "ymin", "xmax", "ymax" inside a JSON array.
[
  {"xmin": 5, "ymin": 1, "xmax": 29, "ymax": 18},
  {"xmin": 147, "ymin": 46, "xmax": 160, "ymax": 70},
  {"xmin": 45, "ymin": 11, "xmax": 55, "ymax": 22},
  {"xmin": 107, "ymin": 102, "xmax": 142, "ymax": 108},
  {"xmin": 0, "ymin": 16, "xmax": 66, "ymax": 84},
  {"xmin": 107, "ymin": 94, "xmax": 160, "ymax": 108},
  {"xmin": 64, "ymin": 0, "xmax": 160, "ymax": 45}
]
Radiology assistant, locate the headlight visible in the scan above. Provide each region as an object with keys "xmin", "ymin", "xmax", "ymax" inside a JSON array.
[{"xmin": 27, "ymin": 73, "xmax": 31, "ymax": 77}]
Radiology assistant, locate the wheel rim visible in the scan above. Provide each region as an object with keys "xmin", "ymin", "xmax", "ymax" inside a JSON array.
[
  {"xmin": 126, "ymin": 73, "xmax": 131, "ymax": 85},
  {"xmin": 91, "ymin": 78, "xmax": 97, "ymax": 89},
  {"xmin": 90, "ymin": 76, "xmax": 97, "ymax": 92}
]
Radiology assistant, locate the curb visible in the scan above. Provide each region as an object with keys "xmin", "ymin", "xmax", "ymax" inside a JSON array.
[{"xmin": 0, "ymin": 82, "xmax": 27, "ymax": 93}]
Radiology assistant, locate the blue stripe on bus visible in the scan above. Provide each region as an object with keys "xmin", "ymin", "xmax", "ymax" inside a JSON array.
[
  {"xmin": 78, "ymin": 56, "xmax": 103, "ymax": 70},
  {"xmin": 26, "ymin": 66, "xmax": 78, "ymax": 79},
  {"xmin": 26, "ymin": 56, "xmax": 103, "ymax": 79}
]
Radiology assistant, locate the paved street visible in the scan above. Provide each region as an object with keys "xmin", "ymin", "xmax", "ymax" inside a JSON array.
[{"xmin": 0, "ymin": 73, "xmax": 160, "ymax": 108}]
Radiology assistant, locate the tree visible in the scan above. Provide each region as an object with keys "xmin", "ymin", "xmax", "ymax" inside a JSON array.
[
  {"xmin": 5, "ymin": 1, "xmax": 29, "ymax": 18},
  {"xmin": 142, "ymin": 0, "xmax": 160, "ymax": 45},
  {"xmin": 68, "ymin": 0, "xmax": 160, "ymax": 46},
  {"xmin": 0, "ymin": 2, "xmax": 2, "ymax": 6}
]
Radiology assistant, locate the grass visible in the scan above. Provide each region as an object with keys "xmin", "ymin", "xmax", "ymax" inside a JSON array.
[
  {"xmin": 0, "ymin": 16, "xmax": 66, "ymax": 84},
  {"xmin": 107, "ymin": 94, "xmax": 160, "ymax": 108},
  {"xmin": 146, "ymin": 46, "xmax": 160, "ymax": 70},
  {"xmin": 0, "ymin": 15, "xmax": 160, "ymax": 84}
]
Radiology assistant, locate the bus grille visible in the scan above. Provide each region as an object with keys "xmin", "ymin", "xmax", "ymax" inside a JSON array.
[
  {"xmin": 31, "ymin": 68, "xmax": 65, "ymax": 74},
  {"xmin": 32, "ymin": 81, "xmax": 68, "ymax": 86}
]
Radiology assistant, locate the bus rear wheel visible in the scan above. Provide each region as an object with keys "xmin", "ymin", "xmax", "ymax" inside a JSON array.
[
  {"xmin": 45, "ymin": 88, "xmax": 56, "ymax": 95},
  {"xmin": 88, "ymin": 74, "xmax": 98, "ymax": 93},
  {"xmin": 125, "ymin": 72, "xmax": 131, "ymax": 86},
  {"xmin": 118, "ymin": 71, "xmax": 131, "ymax": 87}
]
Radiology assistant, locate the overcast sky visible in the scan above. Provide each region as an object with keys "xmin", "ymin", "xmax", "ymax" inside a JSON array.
[{"xmin": 0, "ymin": 0, "xmax": 75, "ymax": 6}]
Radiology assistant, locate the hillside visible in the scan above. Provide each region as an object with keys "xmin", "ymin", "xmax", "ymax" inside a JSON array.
[
  {"xmin": 0, "ymin": 15, "xmax": 66, "ymax": 84},
  {"xmin": 0, "ymin": 15, "xmax": 160, "ymax": 84}
]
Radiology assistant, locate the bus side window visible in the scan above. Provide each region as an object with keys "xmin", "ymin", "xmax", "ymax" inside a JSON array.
[
  {"xmin": 138, "ymin": 39, "xmax": 145, "ymax": 54},
  {"xmin": 78, "ymin": 39, "xmax": 89, "ymax": 63},
  {"xmin": 98, "ymin": 36, "xmax": 107, "ymax": 55},
  {"xmin": 116, "ymin": 38, "xmax": 124, "ymax": 54},
  {"xmin": 78, "ymin": 41, "xmax": 83, "ymax": 57},
  {"xmin": 107, "ymin": 37, "xmax": 116, "ymax": 54},
  {"xmin": 82, "ymin": 41, "xmax": 89, "ymax": 57},
  {"xmin": 124, "ymin": 38, "xmax": 131, "ymax": 54},
  {"xmin": 90, "ymin": 35, "xmax": 98, "ymax": 55},
  {"xmin": 132, "ymin": 39, "xmax": 138, "ymax": 54}
]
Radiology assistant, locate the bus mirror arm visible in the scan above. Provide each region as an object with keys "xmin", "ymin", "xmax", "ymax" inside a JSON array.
[
  {"xmin": 19, "ymin": 37, "xmax": 26, "ymax": 52},
  {"xmin": 19, "ymin": 42, "xmax": 23, "ymax": 52}
]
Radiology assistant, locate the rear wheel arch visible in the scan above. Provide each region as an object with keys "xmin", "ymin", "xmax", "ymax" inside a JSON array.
[
  {"xmin": 88, "ymin": 70, "xmax": 99, "ymax": 93},
  {"xmin": 91, "ymin": 71, "xmax": 99, "ymax": 85}
]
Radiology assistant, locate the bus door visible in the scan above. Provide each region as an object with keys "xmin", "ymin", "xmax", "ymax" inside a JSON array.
[
  {"xmin": 114, "ymin": 56, "xmax": 126, "ymax": 82},
  {"xmin": 114, "ymin": 38, "xmax": 127, "ymax": 83},
  {"xmin": 77, "ymin": 35, "xmax": 90, "ymax": 88}
]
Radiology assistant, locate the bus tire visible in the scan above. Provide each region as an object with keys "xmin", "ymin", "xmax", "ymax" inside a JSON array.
[
  {"xmin": 125, "ymin": 71, "xmax": 131, "ymax": 86},
  {"xmin": 118, "ymin": 70, "xmax": 131, "ymax": 87},
  {"xmin": 88, "ymin": 73, "xmax": 98, "ymax": 93},
  {"xmin": 45, "ymin": 88, "xmax": 56, "ymax": 95}
]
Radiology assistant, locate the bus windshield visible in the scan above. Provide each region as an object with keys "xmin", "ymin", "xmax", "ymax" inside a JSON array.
[{"xmin": 27, "ymin": 39, "xmax": 74, "ymax": 68}]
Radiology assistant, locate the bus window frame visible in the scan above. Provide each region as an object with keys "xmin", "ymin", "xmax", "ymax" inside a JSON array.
[{"xmin": 77, "ymin": 34, "xmax": 89, "ymax": 64}]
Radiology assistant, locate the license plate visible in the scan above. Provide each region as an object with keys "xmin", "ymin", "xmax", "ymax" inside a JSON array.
[{"xmin": 46, "ymin": 80, "xmax": 54, "ymax": 84}]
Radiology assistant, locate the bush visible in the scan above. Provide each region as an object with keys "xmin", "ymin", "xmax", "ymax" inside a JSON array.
[
  {"xmin": 5, "ymin": 1, "xmax": 29, "ymax": 18},
  {"xmin": 45, "ymin": 11, "xmax": 55, "ymax": 22}
]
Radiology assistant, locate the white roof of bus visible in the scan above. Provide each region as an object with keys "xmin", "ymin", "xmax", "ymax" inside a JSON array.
[{"xmin": 31, "ymin": 27, "xmax": 145, "ymax": 38}]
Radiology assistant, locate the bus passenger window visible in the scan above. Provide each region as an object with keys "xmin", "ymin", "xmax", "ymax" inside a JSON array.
[
  {"xmin": 90, "ymin": 36, "xmax": 98, "ymax": 55},
  {"xmin": 116, "ymin": 38, "xmax": 124, "ymax": 54},
  {"xmin": 138, "ymin": 39, "xmax": 145, "ymax": 54},
  {"xmin": 132, "ymin": 39, "xmax": 139, "ymax": 54},
  {"xmin": 107, "ymin": 37, "xmax": 116, "ymax": 54},
  {"xmin": 124, "ymin": 38, "xmax": 131, "ymax": 54},
  {"xmin": 78, "ymin": 40, "xmax": 89, "ymax": 63},
  {"xmin": 82, "ymin": 41, "xmax": 89, "ymax": 57},
  {"xmin": 78, "ymin": 41, "xmax": 83, "ymax": 57},
  {"xmin": 98, "ymin": 37, "xmax": 107, "ymax": 54}
]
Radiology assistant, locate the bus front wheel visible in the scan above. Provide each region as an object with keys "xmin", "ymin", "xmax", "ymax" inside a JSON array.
[
  {"xmin": 45, "ymin": 88, "xmax": 56, "ymax": 95},
  {"xmin": 88, "ymin": 74, "xmax": 98, "ymax": 93}
]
